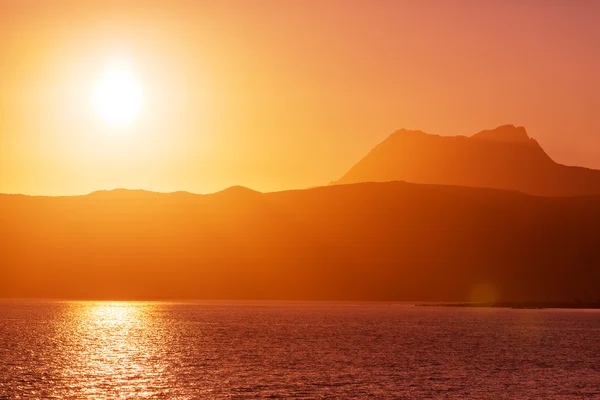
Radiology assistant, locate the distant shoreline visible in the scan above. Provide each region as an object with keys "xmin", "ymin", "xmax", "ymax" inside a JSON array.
[{"xmin": 419, "ymin": 302, "xmax": 600, "ymax": 310}]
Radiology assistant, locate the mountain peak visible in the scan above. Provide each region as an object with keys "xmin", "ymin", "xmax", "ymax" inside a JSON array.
[
  {"xmin": 211, "ymin": 185, "xmax": 261, "ymax": 197},
  {"xmin": 471, "ymin": 125, "xmax": 532, "ymax": 144},
  {"xmin": 389, "ymin": 128, "xmax": 429, "ymax": 138},
  {"xmin": 335, "ymin": 124, "xmax": 600, "ymax": 196}
]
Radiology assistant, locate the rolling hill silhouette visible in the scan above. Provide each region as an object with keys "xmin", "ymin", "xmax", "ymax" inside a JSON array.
[
  {"xmin": 1, "ymin": 182, "xmax": 599, "ymax": 302},
  {"xmin": 335, "ymin": 125, "xmax": 600, "ymax": 196}
]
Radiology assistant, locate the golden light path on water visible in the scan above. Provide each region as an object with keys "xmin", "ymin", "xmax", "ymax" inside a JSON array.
[{"xmin": 56, "ymin": 302, "xmax": 175, "ymax": 398}]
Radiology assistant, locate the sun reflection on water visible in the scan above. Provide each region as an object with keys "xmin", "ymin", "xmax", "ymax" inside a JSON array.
[
  {"xmin": 57, "ymin": 301, "xmax": 171, "ymax": 398},
  {"xmin": 87, "ymin": 301, "xmax": 140, "ymax": 324}
]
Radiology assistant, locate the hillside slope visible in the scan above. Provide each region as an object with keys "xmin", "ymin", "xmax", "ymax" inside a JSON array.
[{"xmin": 1, "ymin": 182, "xmax": 599, "ymax": 301}]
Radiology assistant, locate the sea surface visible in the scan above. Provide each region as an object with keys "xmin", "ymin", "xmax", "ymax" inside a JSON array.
[{"xmin": 0, "ymin": 300, "xmax": 599, "ymax": 399}]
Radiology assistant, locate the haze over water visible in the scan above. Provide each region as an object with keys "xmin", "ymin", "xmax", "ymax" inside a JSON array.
[{"xmin": 1, "ymin": 300, "xmax": 598, "ymax": 399}]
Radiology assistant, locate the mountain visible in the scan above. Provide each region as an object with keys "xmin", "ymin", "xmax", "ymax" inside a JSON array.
[
  {"xmin": 335, "ymin": 125, "xmax": 600, "ymax": 196},
  {"xmin": 1, "ymin": 182, "xmax": 599, "ymax": 302}
]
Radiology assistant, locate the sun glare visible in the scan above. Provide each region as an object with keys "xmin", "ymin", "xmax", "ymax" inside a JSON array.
[{"xmin": 92, "ymin": 58, "xmax": 143, "ymax": 127}]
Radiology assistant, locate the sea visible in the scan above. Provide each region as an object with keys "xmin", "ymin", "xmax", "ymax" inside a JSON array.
[{"xmin": 0, "ymin": 300, "xmax": 599, "ymax": 399}]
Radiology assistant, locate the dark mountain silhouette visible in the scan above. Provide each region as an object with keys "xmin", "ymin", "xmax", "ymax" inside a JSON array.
[
  {"xmin": 1, "ymin": 182, "xmax": 599, "ymax": 302},
  {"xmin": 335, "ymin": 125, "xmax": 600, "ymax": 196}
]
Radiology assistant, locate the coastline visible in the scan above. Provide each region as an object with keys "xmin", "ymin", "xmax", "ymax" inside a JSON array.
[{"xmin": 418, "ymin": 301, "xmax": 600, "ymax": 310}]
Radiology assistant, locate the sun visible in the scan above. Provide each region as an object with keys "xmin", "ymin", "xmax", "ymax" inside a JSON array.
[{"xmin": 92, "ymin": 58, "xmax": 143, "ymax": 126}]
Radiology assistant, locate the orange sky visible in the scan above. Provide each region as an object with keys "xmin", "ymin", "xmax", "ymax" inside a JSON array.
[{"xmin": 1, "ymin": 0, "xmax": 600, "ymax": 195}]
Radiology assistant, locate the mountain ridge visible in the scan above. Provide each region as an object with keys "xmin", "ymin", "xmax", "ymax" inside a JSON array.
[
  {"xmin": 2, "ymin": 180, "xmax": 599, "ymax": 302},
  {"xmin": 335, "ymin": 125, "xmax": 600, "ymax": 196}
]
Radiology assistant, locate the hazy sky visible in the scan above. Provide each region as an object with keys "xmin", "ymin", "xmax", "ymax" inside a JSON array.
[{"xmin": 1, "ymin": 0, "xmax": 600, "ymax": 195}]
